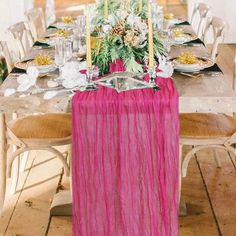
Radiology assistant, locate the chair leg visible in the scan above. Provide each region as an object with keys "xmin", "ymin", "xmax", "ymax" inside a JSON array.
[
  {"xmin": 182, "ymin": 147, "xmax": 197, "ymax": 178},
  {"xmin": 10, "ymin": 145, "xmax": 20, "ymax": 195},
  {"xmin": 182, "ymin": 144, "xmax": 235, "ymax": 178},
  {"xmin": 19, "ymin": 151, "xmax": 29, "ymax": 172},
  {"xmin": 44, "ymin": 147, "xmax": 70, "ymax": 177},
  {"xmin": 10, "ymin": 156, "xmax": 20, "ymax": 195},
  {"xmin": 179, "ymin": 145, "xmax": 183, "ymax": 204},
  {"xmin": 0, "ymin": 113, "xmax": 7, "ymax": 215},
  {"xmin": 67, "ymin": 144, "xmax": 72, "ymax": 171},
  {"xmin": 8, "ymin": 146, "xmax": 70, "ymax": 178}
]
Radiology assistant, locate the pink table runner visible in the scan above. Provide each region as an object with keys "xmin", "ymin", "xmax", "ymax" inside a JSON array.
[{"xmin": 72, "ymin": 77, "xmax": 179, "ymax": 236}]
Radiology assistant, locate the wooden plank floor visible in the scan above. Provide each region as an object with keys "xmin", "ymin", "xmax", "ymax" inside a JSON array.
[
  {"xmin": 1, "ymin": 1, "xmax": 236, "ymax": 236},
  {"xmin": 2, "ymin": 146, "xmax": 236, "ymax": 235}
]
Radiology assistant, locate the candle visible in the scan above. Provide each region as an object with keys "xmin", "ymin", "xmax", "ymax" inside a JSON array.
[
  {"xmin": 148, "ymin": 2, "xmax": 155, "ymax": 69},
  {"xmin": 127, "ymin": 0, "xmax": 130, "ymax": 11},
  {"xmin": 104, "ymin": 0, "xmax": 108, "ymax": 20},
  {"xmin": 86, "ymin": 4, "xmax": 92, "ymax": 69},
  {"xmin": 139, "ymin": 0, "xmax": 143, "ymax": 12}
]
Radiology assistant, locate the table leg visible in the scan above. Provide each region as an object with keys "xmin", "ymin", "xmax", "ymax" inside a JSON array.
[
  {"xmin": 50, "ymin": 190, "xmax": 72, "ymax": 216},
  {"xmin": 0, "ymin": 113, "xmax": 7, "ymax": 214}
]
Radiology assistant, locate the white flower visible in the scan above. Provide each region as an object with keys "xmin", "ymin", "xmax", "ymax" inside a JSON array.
[
  {"xmin": 127, "ymin": 13, "xmax": 141, "ymax": 27},
  {"xmin": 138, "ymin": 23, "xmax": 148, "ymax": 35},
  {"xmin": 17, "ymin": 66, "xmax": 38, "ymax": 92},
  {"xmin": 156, "ymin": 56, "xmax": 174, "ymax": 78},
  {"xmin": 102, "ymin": 24, "xmax": 112, "ymax": 34},
  {"xmin": 108, "ymin": 15, "xmax": 116, "ymax": 26},
  {"xmin": 61, "ymin": 61, "xmax": 88, "ymax": 89},
  {"xmin": 61, "ymin": 61, "xmax": 87, "ymax": 81}
]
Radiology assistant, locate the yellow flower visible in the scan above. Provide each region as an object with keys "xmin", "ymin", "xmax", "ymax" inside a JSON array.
[
  {"xmin": 178, "ymin": 52, "xmax": 198, "ymax": 64},
  {"xmin": 56, "ymin": 29, "xmax": 69, "ymax": 38},
  {"xmin": 34, "ymin": 54, "xmax": 53, "ymax": 66},
  {"xmin": 164, "ymin": 13, "xmax": 174, "ymax": 20},
  {"xmin": 62, "ymin": 16, "xmax": 74, "ymax": 24},
  {"xmin": 173, "ymin": 28, "xmax": 184, "ymax": 38}
]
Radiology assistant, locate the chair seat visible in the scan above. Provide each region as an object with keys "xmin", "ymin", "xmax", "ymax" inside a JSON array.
[
  {"xmin": 9, "ymin": 113, "xmax": 71, "ymax": 140},
  {"xmin": 180, "ymin": 113, "xmax": 236, "ymax": 138}
]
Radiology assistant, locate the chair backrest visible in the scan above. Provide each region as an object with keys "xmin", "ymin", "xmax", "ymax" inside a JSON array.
[
  {"xmin": 202, "ymin": 16, "xmax": 227, "ymax": 62},
  {"xmin": 191, "ymin": 2, "xmax": 211, "ymax": 38},
  {"xmin": 0, "ymin": 41, "xmax": 13, "ymax": 73},
  {"xmin": 25, "ymin": 8, "xmax": 46, "ymax": 41},
  {"xmin": 8, "ymin": 22, "xmax": 34, "ymax": 60}
]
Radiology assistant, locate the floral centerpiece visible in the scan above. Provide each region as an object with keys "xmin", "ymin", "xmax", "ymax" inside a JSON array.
[{"xmin": 91, "ymin": 1, "xmax": 165, "ymax": 75}]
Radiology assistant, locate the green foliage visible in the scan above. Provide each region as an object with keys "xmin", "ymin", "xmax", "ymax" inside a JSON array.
[
  {"xmin": 92, "ymin": 32, "xmax": 166, "ymax": 75},
  {"xmin": 0, "ymin": 57, "xmax": 7, "ymax": 83},
  {"xmin": 92, "ymin": 0, "xmax": 122, "ymax": 27}
]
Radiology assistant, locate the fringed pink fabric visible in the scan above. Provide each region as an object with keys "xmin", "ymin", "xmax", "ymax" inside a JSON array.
[{"xmin": 72, "ymin": 66, "xmax": 179, "ymax": 236}]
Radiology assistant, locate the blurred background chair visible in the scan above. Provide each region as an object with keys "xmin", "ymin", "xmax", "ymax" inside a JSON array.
[
  {"xmin": 180, "ymin": 113, "xmax": 236, "ymax": 180},
  {"xmin": 0, "ymin": 41, "xmax": 13, "ymax": 74},
  {"xmin": 8, "ymin": 22, "xmax": 33, "ymax": 60},
  {"xmin": 25, "ymin": 8, "xmax": 46, "ymax": 41},
  {"xmin": 191, "ymin": 2, "xmax": 211, "ymax": 39},
  {"xmin": 202, "ymin": 16, "xmax": 228, "ymax": 63},
  {"xmin": 3, "ymin": 113, "xmax": 72, "ymax": 199}
]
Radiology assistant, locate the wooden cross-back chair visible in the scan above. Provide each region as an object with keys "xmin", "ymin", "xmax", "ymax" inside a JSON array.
[
  {"xmin": 8, "ymin": 22, "xmax": 33, "ymax": 60},
  {"xmin": 0, "ymin": 113, "xmax": 71, "ymax": 213},
  {"xmin": 202, "ymin": 16, "xmax": 227, "ymax": 63},
  {"xmin": 190, "ymin": 2, "xmax": 211, "ymax": 39},
  {"xmin": 179, "ymin": 113, "xmax": 236, "ymax": 198},
  {"xmin": 25, "ymin": 8, "xmax": 46, "ymax": 41},
  {"xmin": 0, "ymin": 41, "xmax": 13, "ymax": 74}
]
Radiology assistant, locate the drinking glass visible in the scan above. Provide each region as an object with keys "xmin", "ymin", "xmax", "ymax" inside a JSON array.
[
  {"xmin": 65, "ymin": 40, "xmax": 73, "ymax": 62},
  {"xmin": 159, "ymin": 30, "xmax": 173, "ymax": 53},
  {"xmin": 73, "ymin": 16, "xmax": 86, "ymax": 52},
  {"xmin": 54, "ymin": 37, "xmax": 66, "ymax": 79}
]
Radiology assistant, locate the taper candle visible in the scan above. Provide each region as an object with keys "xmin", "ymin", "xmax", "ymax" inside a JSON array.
[
  {"xmin": 104, "ymin": 0, "xmax": 108, "ymax": 20},
  {"xmin": 86, "ymin": 4, "xmax": 92, "ymax": 68},
  {"xmin": 139, "ymin": 0, "xmax": 143, "ymax": 12},
  {"xmin": 148, "ymin": 2, "xmax": 155, "ymax": 69},
  {"xmin": 127, "ymin": 0, "xmax": 130, "ymax": 11}
]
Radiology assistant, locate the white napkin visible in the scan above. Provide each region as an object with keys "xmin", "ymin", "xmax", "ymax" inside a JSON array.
[
  {"xmin": 4, "ymin": 88, "xmax": 16, "ymax": 97},
  {"xmin": 17, "ymin": 66, "xmax": 39, "ymax": 92},
  {"xmin": 61, "ymin": 61, "xmax": 88, "ymax": 89},
  {"xmin": 156, "ymin": 56, "xmax": 174, "ymax": 78},
  {"xmin": 43, "ymin": 91, "xmax": 59, "ymax": 100},
  {"xmin": 47, "ymin": 80, "xmax": 59, "ymax": 88}
]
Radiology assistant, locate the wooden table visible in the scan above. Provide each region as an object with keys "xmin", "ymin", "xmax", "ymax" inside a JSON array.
[{"xmin": 1, "ymin": 34, "xmax": 236, "ymax": 215}]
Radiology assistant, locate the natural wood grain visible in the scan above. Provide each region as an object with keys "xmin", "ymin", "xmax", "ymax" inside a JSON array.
[
  {"xmin": 0, "ymin": 151, "xmax": 36, "ymax": 235},
  {"xmin": 5, "ymin": 151, "xmax": 63, "ymax": 236},
  {"xmin": 48, "ymin": 216, "xmax": 72, "ymax": 236},
  {"xmin": 180, "ymin": 146, "xmax": 219, "ymax": 236},
  {"xmin": 197, "ymin": 148, "xmax": 236, "ymax": 236},
  {"xmin": 48, "ymin": 176, "xmax": 72, "ymax": 236}
]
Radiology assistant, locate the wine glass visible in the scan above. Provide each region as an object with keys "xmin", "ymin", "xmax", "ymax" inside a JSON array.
[
  {"xmin": 54, "ymin": 37, "xmax": 66, "ymax": 81},
  {"xmin": 64, "ymin": 40, "xmax": 73, "ymax": 62},
  {"xmin": 159, "ymin": 30, "xmax": 173, "ymax": 53}
]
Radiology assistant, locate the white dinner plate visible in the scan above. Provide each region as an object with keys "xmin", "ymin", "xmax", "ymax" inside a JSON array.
[
  {"xmin": 55, "ymin": 22, "xmax": 75, "ymax": 30},
  {"xmin": 173, "ymin": 33, "xmax": 198, "ymax": 44},
  {"xmin": 14, "ymin": 61, "xmax": 57, "ymax": 74},
  {"xmin": 171, "ymin": 57, "xmax": 214, "ymax": 72}
]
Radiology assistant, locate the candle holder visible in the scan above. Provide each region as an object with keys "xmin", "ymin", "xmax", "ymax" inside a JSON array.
[
  {"xmin": 85, "ymin": 67, "xmax": 99, "ymax": 91},
  {"xmin": 148, "ymin": 67, "xmax": 160, "ymax": 91}
]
